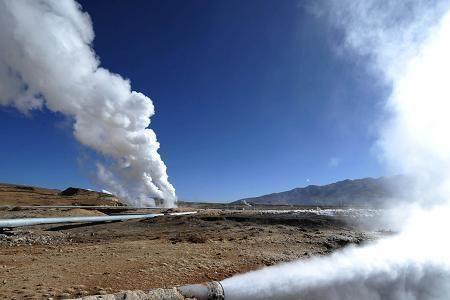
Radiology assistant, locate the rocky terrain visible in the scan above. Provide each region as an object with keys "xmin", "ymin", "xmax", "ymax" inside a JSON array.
[
  {"xmin": 0, "ymin": 183, "xmax": 392, "ymax": 299},
  {"xmin": 0, "ymin": 206, "xmax": 388, "ymax": 299}
]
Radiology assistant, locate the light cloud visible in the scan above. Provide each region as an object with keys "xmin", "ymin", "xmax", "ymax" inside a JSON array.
[{"xmin": 328, "ymin": 157, "xmax": 340, "ymax": 168}]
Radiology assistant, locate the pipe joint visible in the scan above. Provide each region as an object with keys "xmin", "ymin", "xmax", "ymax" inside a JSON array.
[{"xmin": 177, "ymin": 281, "xmax": 224, "ymax": 300}]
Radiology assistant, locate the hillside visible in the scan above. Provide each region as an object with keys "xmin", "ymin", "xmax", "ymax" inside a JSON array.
[
  {"xmin": 234, "ymin": 177, "xmax": 400, "ymax": 206},
  {"xmin": 0, "ymin": 183, "xmax": 123, "ymax": 206}
]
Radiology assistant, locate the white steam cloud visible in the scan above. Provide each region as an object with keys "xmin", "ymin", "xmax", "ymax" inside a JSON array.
[
  {"xmin": 0, "ymin": 0, "xmax": 176, "ymax": 207},
  {"xmin": 221, "ymin": 0, "xmax": 450, "ymax": 299}
]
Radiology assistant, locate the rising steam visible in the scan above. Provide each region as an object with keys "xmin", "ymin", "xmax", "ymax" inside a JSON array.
[
  {"xmin": 221, "ymin": 0, "xmax": 450, "ymax": 299},
  {"xmin": 0, "ymin": 0, "xmax": 176, "ymax": 207}
]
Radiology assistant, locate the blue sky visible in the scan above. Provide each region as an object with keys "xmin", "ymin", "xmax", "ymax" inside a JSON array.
[{"xmin": 0, "ymin": 0, "xmax": 388, "ymax": 202}]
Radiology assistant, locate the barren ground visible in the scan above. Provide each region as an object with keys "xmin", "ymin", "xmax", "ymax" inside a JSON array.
[{"xmin": 0, "ymin": 206, "xmax": 385, "ymax": 299}]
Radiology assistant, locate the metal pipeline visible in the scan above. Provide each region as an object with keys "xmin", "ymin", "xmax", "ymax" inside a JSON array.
[
  {"xmin": 177, "ymin": 281, "xmax": 225, "ymax": 300},
  {"xmin": 0, "ymin": 211, "xmax": 197, "ymax": 228},
  {"xmin": 8, "ymin": 205, "xmax": 157, "ymax": 209},
  {"xmin": 72, "ymin": 281, "xmax": 224, "ymax": 300}
]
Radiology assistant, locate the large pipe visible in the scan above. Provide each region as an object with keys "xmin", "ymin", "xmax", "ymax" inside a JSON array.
[
  {"xmin": 177, "ymin": 281, "xmax": 225, "ymax": 300},
  {"xmin": 73, "ymin": 281, "xmax": 224, "ymax": 300},
  {"xmin": 0, "ymin": 211, "xmax": 197, "ymax": 228},
  {"xmin": 7, "ymin": 205, "xmax": 156, "ymax": 209}
]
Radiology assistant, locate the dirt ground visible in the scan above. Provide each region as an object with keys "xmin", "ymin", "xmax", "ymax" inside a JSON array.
[{"xmin": 0, "ymin": 206, "xmax": 387, "ymax": 299}]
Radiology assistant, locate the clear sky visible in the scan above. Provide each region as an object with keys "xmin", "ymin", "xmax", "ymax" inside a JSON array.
[{"xmin": 0, "ymin": 0, "xmax": 388, "ymax": 202}]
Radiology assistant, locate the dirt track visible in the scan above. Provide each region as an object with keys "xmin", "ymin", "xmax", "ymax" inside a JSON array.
[{"xmin": 0, "ymin": 208, "xmax": 384, "ymax": 299}]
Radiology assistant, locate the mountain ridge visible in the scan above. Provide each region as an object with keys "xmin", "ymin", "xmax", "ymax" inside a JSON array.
[{"xmin": 233, "ymin": 177, "xmax": 400, "ymax": 206}]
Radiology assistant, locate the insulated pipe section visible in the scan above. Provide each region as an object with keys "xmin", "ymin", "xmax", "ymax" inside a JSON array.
[
  {"xmin": 177, "ymin": 281, "xmax": 225, "ymax": 300},
  {"xmin": 11, "ymin": 205, "xmax": 158, "ymax": 209},
  {"xmin": 0, "ymin": 211, "xmax": 197, "ymax": 228},
  {"xmin": 72, "ymin": 280, "xmax": 223, "ymax": 300}
]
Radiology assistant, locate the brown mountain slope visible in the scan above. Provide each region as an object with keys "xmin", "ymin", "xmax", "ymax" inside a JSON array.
[{"xmin": 0, "ymin": 183, "xmax": 123, "ymax": 206}]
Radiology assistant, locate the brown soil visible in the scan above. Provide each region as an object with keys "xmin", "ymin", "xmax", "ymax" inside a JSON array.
[{"xmin": 0, "ymin": 208, "xmax": 384, "ymax": 299}]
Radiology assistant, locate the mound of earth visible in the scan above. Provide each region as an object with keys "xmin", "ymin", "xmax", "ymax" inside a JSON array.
[
  {"xmin": 62, "ymin": 208, "xmax": 106, "ymax": 217},
  {"xmin": 0, "ymin": 208, "xmax": 106, "ymax": 219}
]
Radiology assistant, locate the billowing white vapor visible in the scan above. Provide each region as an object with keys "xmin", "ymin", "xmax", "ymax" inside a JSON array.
[
  {"xmin": 220, "ymin": 0, "xmax": 450, "ymax": 299},
  {"xmin": 0, "ymin": 0, "xmax": 176, "ymax": 207}
]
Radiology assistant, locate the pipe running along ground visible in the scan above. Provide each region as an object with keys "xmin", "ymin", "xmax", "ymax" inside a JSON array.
[{"xmin": 0, "ymin": 211, "xmax": 197, "ymax": 228}]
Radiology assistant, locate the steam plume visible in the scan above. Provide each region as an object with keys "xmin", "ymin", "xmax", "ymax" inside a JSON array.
[
  {"xmin": 221, "ymin": 0, "xmax": 450, "ymax": 299},
  {"xmin": 0, "ymin": 0, "xmax": 176, "ymax": 207}
]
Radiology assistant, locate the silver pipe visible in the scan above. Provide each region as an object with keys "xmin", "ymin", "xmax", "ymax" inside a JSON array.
[
  {"xmin": 177, "ymin": 281, "xmax": 225, "ymax": 300},
  {"xmin": 72, "ymin": 280, "xmax": 223, "ymax": 300},
  {"xmin": 9, "ymin": 205, "xmax": 156, "ymax": 209},
  {"xmin": 168, "ymin": 211, "xmax": 199, "ymax": 216},
  {"xmin": 0, "ymin": 211, "xmax": 197, "ymax": 228}
]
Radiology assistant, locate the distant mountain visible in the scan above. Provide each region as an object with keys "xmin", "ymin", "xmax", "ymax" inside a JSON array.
[{"xmin": 233, "ymin": 177, "xmax": 401, "ymax": 207}]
